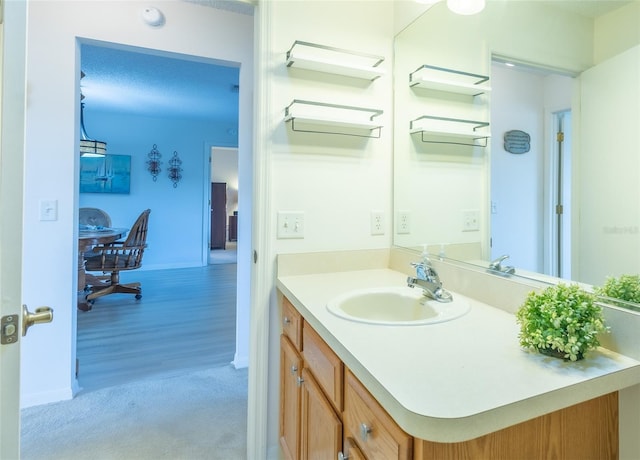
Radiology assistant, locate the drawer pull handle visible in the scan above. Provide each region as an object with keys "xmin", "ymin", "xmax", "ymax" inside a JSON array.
[
  {"xmin": 360, "ymin": 422, "xmax": 372, "ymax": 441},
  {"xmin": 283, "ymin": 316, "xmax": 291, "ymax": 325},
  {"xmin": 290, "ymin": 365, "xmax": 298, "ymax": 375},
  {"xmin": 296, "ymin": 376, "xmax": 304, "ymax": 387},
  {"xmin": 338, "ymin": 452, "xmax": 348, "ymax": 460}
]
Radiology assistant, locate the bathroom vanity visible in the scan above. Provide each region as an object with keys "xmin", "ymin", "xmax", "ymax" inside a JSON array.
[{"xmin": 277, "ymin": 249, "xmax": 640, "ymax": 459}]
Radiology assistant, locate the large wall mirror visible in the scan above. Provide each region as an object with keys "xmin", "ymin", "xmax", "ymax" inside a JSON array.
[{"xmin": 393, "ymin": 1, "xmax": 640, "ymax": 307}]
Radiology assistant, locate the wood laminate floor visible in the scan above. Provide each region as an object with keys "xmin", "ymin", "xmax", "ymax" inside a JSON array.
[{"xmin": 76, "ymin": 263, "xmax": 237, "ymax": 392}]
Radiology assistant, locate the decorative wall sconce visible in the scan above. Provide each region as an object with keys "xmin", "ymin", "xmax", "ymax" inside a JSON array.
[
  {"xmin": 168, "ymin": 151, "xmax": 183, "ymax": 188},
  {"xmin": 146, "ymin": 144, "xmax": 162, "ymax": 181}
]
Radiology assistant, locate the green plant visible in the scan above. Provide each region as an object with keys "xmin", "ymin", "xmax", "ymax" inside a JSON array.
[
  {"xmin": 594, "ymin": 274, "xmax": 640, "ymax": 304},
  {"xmin": 516, "ymin": 283, "xmax": 608, "ymax": 361}
]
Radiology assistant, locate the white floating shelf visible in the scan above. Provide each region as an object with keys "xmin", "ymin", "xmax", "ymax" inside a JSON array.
[
  {"xmin": 286, "ymin": 41, "xmax": 385, "ymax": 81},
  {"xmin": 410, "ymin": 115, "xmax": 490, "ymax": 147},
  {"xmin": 409, "ymin": 65, "xmax": 491, "ymax": 96},
  {"xmin": 285, "ymin": 100, "xmax": 383, "ymax": 138}
]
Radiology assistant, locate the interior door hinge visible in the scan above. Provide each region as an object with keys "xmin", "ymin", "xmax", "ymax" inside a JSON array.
[
  {"xmin": 556, "ymin": 204, "xmax": 564, "ymax": 215},
  {"xmin": 557, "ymin": 131, "xmax": 564, "ymax": 142}
]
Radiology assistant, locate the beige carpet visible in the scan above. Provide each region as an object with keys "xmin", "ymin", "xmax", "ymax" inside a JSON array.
[{"xmin": 21, "ymin": 365, "xmax": 247, "ymax": 459}]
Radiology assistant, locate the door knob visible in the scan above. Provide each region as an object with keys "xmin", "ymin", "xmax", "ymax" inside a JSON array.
[{"xmin": 22, "ymin": 304, "xmax": 53, "ymax": 336}]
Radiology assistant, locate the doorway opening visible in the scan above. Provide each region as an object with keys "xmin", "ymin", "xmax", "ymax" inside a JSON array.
[
  {"xmin": 209, "ymin": 147, "xmax": 239, "ymax": 265},
  {"xmin": 490, "ymin": 56, "xmax": 575, "ymax": 276},
  {"xmin": 76, "ymin": 42, "xmax": 247, "ymax": 386}
]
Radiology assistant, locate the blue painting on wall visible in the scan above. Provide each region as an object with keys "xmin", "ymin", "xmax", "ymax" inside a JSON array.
[{"xmin": 80, "ymin": 154, "xmax": 131, "ymax": 194}]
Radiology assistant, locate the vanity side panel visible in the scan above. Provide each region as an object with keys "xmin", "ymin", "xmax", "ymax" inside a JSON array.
[{"xmin": 413, "ymin": 392, "xmax": 618, "ymax": 460}]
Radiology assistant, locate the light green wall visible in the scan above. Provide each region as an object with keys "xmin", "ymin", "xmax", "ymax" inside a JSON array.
[{"xmin": 594, "ymin": 1, "xmax": 640, "ymax": 64}]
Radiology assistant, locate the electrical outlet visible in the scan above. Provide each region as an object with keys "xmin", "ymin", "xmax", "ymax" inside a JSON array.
[
  {"xmin": 277, "ymin": 211, "xmax": 305, "ymax": 239},
  {"xmin": 397, "ymin": 211, "xmax": 411, "ymax": 234},
  {"xmin": 462, "ymin": 209, "xmax": 480, "ymax": 232},
  {"xmin": 370, "ymin": 211, "xmax": 384, "ymax": 235}
]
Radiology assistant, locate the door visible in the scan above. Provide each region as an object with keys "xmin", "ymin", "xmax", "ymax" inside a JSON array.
[
  {"xmin": 210, "ymin": 182, "xmax": 227, "ymax": 249},
  {"xmin": 0, "ymin": 1, "xmax": 27, "ymax": 456},
  {"xmin": 549, "ymin": 110, "xmax": 572, "ymax": 279}
]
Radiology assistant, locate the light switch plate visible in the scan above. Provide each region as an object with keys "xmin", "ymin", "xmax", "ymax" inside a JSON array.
[
  {"xmin": 277, "ymin": 211, "xmax": 304, "ymax": 239},
  {"xmin": 39, "ymin": 200, "xmax": 58, "ymax": 221}
]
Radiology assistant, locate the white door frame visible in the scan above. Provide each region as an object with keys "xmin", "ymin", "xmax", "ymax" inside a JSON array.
[
  {"xmin": 0, "ymin": 0, "xmax": 28, "ymax": 456},
  {"xmin": 543, "ymin": 108, "xmax": 572, "ymax": 278}
]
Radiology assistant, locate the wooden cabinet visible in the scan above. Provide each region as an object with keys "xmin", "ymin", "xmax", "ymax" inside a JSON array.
[
  {"xmin": 280, "ymin": 295, "xmax": 405, "ymax": 460},
  {"xmin": 280, "ymin": 294, "xmax": 618, "ymax": 460},
  {"xmin": 300, "ymin": 368, "xmax": 342, "ymax": 459},
  {"xmin": 280, "ymin": 335, "xmax": 302, "ymax": 460},
  {"xmin": 280, "ymin": 297, "xmax": 343, "ymax": 460},
  {"xmin": 282, "ymin": 297, "xmax": 302, "ymax": 350},
  {"xmin": 341, "ymin": 437, "xmax": 366, "ymax": 460},
  {"xmin": 302, "ymin": 322, "xmax": 343, "ymax": 413},
  {"xmin": 343, "ymin": 369, "xmax": 412, "ymax": 460}
]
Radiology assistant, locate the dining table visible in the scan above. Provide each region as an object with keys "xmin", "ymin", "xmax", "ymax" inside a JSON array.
[{"xmin": 78, "ymin": 227, "xmax": 128, "ymax": 311}]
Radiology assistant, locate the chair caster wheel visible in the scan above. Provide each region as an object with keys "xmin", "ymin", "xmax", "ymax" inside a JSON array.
[{"xmin": 135, "ymin": 294, "xmax": 142, "ymax": 300}]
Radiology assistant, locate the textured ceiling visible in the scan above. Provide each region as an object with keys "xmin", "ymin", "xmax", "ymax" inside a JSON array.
[
  {"xmin": 79, "ymin": 0, "xmax": 252, "ymax": 122},
  {"xmin": 81, "ymin": 44, "xmax": 240, "ymax": 122}
]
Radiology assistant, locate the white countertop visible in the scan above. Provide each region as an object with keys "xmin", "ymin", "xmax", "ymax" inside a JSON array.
[{"xmin": 277, "ymin": 268, "xmax": 640, "ymax": 442}]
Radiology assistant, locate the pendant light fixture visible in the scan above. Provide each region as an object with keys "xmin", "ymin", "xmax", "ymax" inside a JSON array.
[
  {"xmin": 79, "ymin": 71, "xmax": 107, "ymax": 157},
  {"xmin": 446, "ymin": 0, "xmax": 485, "ymax": 15}
]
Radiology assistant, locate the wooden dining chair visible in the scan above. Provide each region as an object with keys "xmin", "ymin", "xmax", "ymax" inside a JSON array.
[{"xmin": 85, "ymin": 209, "xmax": 151, "ymax": 305}]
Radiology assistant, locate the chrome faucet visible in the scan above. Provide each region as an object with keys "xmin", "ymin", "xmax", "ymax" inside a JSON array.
[
  {"xmin": 407, "ymin": 260, "xmax": 453, "ymax": 302},
  {"xmin": 488, "ymin": 254, "xmax": 516, "ymax": 276}
]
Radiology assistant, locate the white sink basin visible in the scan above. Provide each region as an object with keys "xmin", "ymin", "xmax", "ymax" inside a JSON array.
[{"xmin": 326, "ymin": 286, "xmax": 471, "ymax": 326}]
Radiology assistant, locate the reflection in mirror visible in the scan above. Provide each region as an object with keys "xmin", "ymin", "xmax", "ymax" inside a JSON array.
[{"xmin": 393, "ymin": 1, "xmax": 640, "ymax": 308}]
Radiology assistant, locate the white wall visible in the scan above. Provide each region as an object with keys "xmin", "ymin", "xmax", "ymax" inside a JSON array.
[
  {"xmin": 490, "ymin": 65, "xmax": 573, "ymax": 273},
  {"xmin": 80, "ymin": 111, "xmax": 236, "ymax": 268},
  {"xmin": 21, "ymin": 0, "xmax": 253, "ymax": 407},
  {"xmin": 577, "ymin": 45, "xmax": 640, "ymax": 285},
  {"xmin": 258, "ymin": 1, "xmax": 395, "ymax": 455}
]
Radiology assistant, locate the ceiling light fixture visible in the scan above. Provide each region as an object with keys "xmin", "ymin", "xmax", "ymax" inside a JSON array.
[
  {"xmin": 80, "ymin": 72, "xmax": 107, "ymax": 158},
  {"xmin": 447, "ymin": 0, "xmax": 485, "ymax": 15}
]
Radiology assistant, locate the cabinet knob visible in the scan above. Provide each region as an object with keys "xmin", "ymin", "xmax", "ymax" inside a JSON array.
[
  {"xmin": 338, "ymin": 452, "xmax": 348, "ymax": 460},
  {"xmin": 283, "ymin": 316, "xmax": 291, "ymax": 325},
  {"xmin": 296, "ymin": 376, "xmax": 304, "ymax": 387},
  {"xmin": 290, "ymin": 365, "xmax": 298, "ymax": 375},
  {"xmin": 360, "ymin": 423, "xmax": 372, "ymax": 442}
]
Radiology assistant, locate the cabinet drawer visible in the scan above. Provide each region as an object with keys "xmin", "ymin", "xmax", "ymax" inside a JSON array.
[
  {"xmin": 282, "ymin": 296, "xmax": 303, "ymax": 351},
  {"xmin": 343, "ymin": 369, "xmax": 412, "ymax": 460},
  {"xmin": 302, "ymin": 321, "xmax": 344, "ymax": 413}
]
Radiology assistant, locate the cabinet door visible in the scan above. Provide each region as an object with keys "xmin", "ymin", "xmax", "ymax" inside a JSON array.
[
  {"xmin": 343, "ymin": 369, "xmax": 412, "ymax": 460},
  {"xmin": 300, "ymin": 368, "xmax": 342, "ymax": 460},
  {"xmin": 302, "ymin": 321, "xmax": 343, "ymax": 413},
  {"xmin": 280, "ymin": 335, "xmax": 302, "ymax": 460},
  {"xmin": 340, "ymin": 437, "xmax": 366, "ymax": 460}
]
